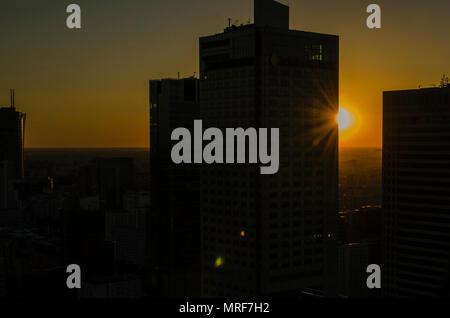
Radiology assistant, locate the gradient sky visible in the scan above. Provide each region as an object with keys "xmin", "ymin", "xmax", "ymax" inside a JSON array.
[{"xmin": 1, "ymin": 0, "xmax": 449, "ymax": 148}]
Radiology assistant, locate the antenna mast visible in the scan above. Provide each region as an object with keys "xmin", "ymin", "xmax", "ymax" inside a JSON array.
[{"xmin": 440, "ymin": 74, "xmax": 449, "ymax": 88}]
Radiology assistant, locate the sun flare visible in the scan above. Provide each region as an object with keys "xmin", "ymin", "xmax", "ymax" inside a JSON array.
[{"xmin": 337, "ymin": 107, "xmax": 353, "ymax": 132}]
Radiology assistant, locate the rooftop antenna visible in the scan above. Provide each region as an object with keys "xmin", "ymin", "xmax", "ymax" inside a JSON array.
[{"xmin": 440, "ymin": 74, "xmax": 449, "ymax": 88}]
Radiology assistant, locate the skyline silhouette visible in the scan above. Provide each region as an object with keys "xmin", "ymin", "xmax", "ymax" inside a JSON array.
[
  {"xmin": 1, "ymin": 0, "xmax": 450, "ymax": 148},
  {"xmin": 1, "ymin": 0, "xmax": 450, "ymax": 303}
]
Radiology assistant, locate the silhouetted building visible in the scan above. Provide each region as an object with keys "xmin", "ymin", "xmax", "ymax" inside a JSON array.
[
  {"xmin": 149, "ymin": 77, "xmax": 201, "ymax": 296},
  {"xmin": 338, "ymin": 242, "xmax": 369, "ymax": 298},
  {"xmin": 64, "ymin": 204, "xmax": 115, "ymax": 278},
  {"xmin": 78, "ymin": 276, "xmax": 143, "ymax": 298},
  {"xmin": 80, "ymin": 157, "xmax": 134, "ymax": 210},
  {"xmin": 338, "ymin": 205, "xmax": 382, "ymax": 277},
  {"xmin": 0, "ymin": 228, "xmax": 69, "ymax": 298},
  {"xmin": 106, "ymin": 210, "xmax": 146, "ymax": 266},
  {"xmin": 254, "ymin": 0, "xmax": 289, "ymax": 29},
  {"xmin": 0, "ymin": 90, "xmax": 26, "ymax": 180},
  {"xmin": 383, "ymin": 85, "xmax": 450, "ymax": 297},
  {"xmin": 0, "ymin": 161, "xmax": 9, "ymax": 209},
  {"xmin": 124, "ymin": 191, "xmax": 150, "ymax": 214},
  {"xmin": 0, "ymin": 254, "xmax": 5, "ymax": 297},
  {"xmin": 199, "ymin": 0, "xmax": 339, "ymax": 297}
]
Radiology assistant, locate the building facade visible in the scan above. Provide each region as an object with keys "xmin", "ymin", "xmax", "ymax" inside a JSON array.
[
  {"xmin": 199, "ymin": 0, "xmax": 339, "ymax": 297},
  {"xmin": 148, "ymin": 77, "xmax": 201, "ymax": 297},
  {"xmin": 0, "ymin": 90, "xmax": 26, "ymax": 180},
  {"xmin": 383, "ymin": 85, "xmax": 450, "ymax": 296},
  {"xmin": 79, "ymin": 157, "xmax": 135, "ymax": 210},
  {"xmin": 338, "ymin": 242, "xmax": 369, "ymax": 298}
]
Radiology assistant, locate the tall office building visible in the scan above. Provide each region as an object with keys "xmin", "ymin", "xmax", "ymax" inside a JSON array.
[
  {"xmin": 149, "ymin": 77, "xmax": 201, "ymax": 296},
  {"xmin": 199, "ymin": 0, "xmax": 339, "ymax": 297},
  {"xmin": 338, "ymin": 242, "xmax": 369, "ymax": 298},
  {"xmin": 0, "ymin": 161, "xmax": 9, "ymax": 209},
  {"xmin": 0, "ymin": 90, "xmax": 26, "ymax": 180},
  {"xmin": 383, "ymin": 84, "xmax": 450, "ymax": 297}
]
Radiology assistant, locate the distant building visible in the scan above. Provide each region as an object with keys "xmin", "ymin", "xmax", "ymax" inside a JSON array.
[
  {"xmin": 106, "ymin": 210, "xmax": 146, "ymax": 266},
  {"xmin": 103, "ymin": 192, "xmax": 149, "ymax": 266},
  {"xmin": 0, "ymin": 90, "xmax": 26, "ymax": 210},
  {"xmin": 149, "ymin": 77, "xmax": 201, "ymax": 297},
  {"xmin": 0, "ymin": 255, "xmax": 5, "ymax": 297},
  {"xmin": 383, "ymin": 85, "xmax": 450, "ymax": 296},
  {"xmin": 80, "ymin": 157, "xmax": 135, "ymax": 210},
  {"xmin": 338, "ymin": 242, "xmax": 369, "ymax": 298},
  {"xmin": 123, "ymin": 191, "xmax": 150, "ymax": 213},
  {"xmin": 0, "ymin": 90, "xmax": 26, "ymax": 179},
  {"xmin": 0, "ymin": 228, "xmax": 67, "ymax": 298},
  {"xmin": 78, "ymin": 277, "xmax": 143, "ymax": 298},
  {"xmin": 199, "ymin": 0, "xmax": 339, "ymax": 297},
  {"xmin": 10, "ymin": 177, "xmax": 52, "ymax": 209},
  {"xmin": 0, "ymin": 161, "xmax": 9, "ymax": 209},
  {"xmin": 27, "ymin": 190, "xmax": 67, "ymax": 230},
  {"xmin": 338, "ymin": 205, "xmax": 382, "ymax": 276},
  {"xmin": 64, "ymin": 205, "xmax": 115, "ymax": 277},
  {"xmin": 79, "ymin": 195, "xmax": 101, "ymax": 212}
]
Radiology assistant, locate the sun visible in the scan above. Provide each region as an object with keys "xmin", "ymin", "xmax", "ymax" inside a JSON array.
[{"xmin": 336, "ymin": 107, "xmax": 353, "ymax": 132}]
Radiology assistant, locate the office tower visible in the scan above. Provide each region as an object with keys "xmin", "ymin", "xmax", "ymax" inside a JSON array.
[
  {"xmin": 199, "ymin": 0, "xmax": 339, "ymax": 297},
  {"xmin": 0, "ymin": 161, "xmax": 9, "ymax": 209},
  {"xmin": 383, "ymin": 85, "xmax": 450, "ymax": 297},
  {"xmin": 0, "ymin": 254, "xmax": 5, "ymax": 297},
  {"xmin": 338, "ymin": 242, "xmax": 369, "ymax": 298},
  {"xmin": 149, "ymin": 77, "xmax": 201, "ymax": 296},
  {"xmin": 80, "ymin": 157, "xmax": 134, "ymax": 210},
  {"xmin": 0, "ymin": 90, "xmax": 26, "ymax": 179},
  {"xmin": 106, "ymin": 210, "xmax": 146, "ymax": 265}
]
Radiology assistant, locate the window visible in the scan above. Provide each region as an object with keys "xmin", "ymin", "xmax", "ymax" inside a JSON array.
[{"xmin": 305, "ymin": 44, "xmax": 323, "ymax": 62}]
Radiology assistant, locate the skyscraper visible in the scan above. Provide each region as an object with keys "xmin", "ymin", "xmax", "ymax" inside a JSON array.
[
  {"xmin": 0, "ymin": 90, "xmax": 26, "ymax": 180},
  {"xmin": 383, "ymin": 84, "xmax": 450, "ymax": 297},
  {"xmin": 148, "ymin": 77, "xmax": 201, "ymax": 297},
  {"xmin": 338, "ymin": 242, "xmax": 369, "ymax": 298},
  {"xmin": 199, "ymin": 0, "xmax": 339, "ymax": 297},
  {"xmin": 0, "ymin": 161, "xmax": 9, "ymax": 209}
]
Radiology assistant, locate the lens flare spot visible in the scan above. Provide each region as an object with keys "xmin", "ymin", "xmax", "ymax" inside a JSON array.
[{"xmin": 214, "ymin": 257, "xmax": 224, "ymax": 268}]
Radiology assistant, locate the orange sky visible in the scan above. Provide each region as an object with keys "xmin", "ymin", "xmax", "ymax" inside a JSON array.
[{"xmin": 1, "ymin": 0, "xmax": 449, "ymax": 148}]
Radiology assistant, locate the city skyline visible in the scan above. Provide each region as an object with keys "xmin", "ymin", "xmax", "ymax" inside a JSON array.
[
  {"xmin": 1, "ymin": 0, "xmax": 450, "ymax": 148},
  {"xmin": 2, "ymin": 0, "xmax": 450, "ymax": 302}
]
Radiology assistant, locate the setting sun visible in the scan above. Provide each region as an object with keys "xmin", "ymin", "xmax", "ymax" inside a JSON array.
[{"xmin": 337, "ymin": 107, "xmax": 353, "ymax": 132}]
